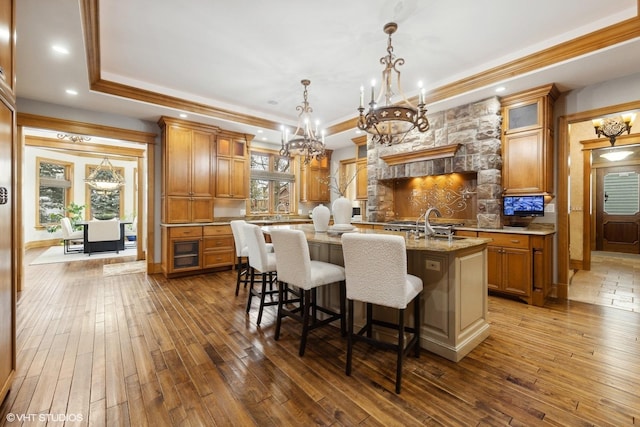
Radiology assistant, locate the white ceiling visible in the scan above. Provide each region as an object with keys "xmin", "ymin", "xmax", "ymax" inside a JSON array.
[{"xmin": 15, "ymin": 0, "xmax": 640, "ymax": 150}]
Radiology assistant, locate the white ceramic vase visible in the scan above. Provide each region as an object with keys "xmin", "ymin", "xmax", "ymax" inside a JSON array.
[
  {"xmin": 312, "ymin": 204, "xmax": 330, "ymax": 232},
  {"xmin": 332, "ymin": 196, "xmax": 352, "ymax": 227}
]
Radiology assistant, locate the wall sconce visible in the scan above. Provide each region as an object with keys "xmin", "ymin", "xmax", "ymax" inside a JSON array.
[{"xmin": 592, "ymin": 113, "xmax": 635, "ymax": 145}]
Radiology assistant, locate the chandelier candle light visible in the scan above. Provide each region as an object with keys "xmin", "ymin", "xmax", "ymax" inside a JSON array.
[
  {"xmin": 280, "ymin": 79, "xmax": 326, "ymax": 165},
  {"xmin": 357, "ymin": 22, "xmax": 429, "ymax": 145},
  {"xmin": 592, "ymin": 113, "xmax": 635, "ymax": 145}
]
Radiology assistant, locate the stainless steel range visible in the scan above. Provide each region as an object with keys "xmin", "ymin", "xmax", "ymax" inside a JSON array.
[{"xmin": 383, "ymin": 220, "xmax": 464, "ymax": 236}]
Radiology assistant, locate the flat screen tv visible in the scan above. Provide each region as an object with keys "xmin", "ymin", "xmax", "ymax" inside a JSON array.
[{"xmin": 503, "ymin": 195, "xmax": 545, "ymax": 217}]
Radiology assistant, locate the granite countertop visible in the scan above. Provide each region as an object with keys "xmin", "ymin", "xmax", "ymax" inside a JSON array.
[
  {"xmin": 160, "ymin": 217, "xmax": 313, "ymax": 227},
  {"xmin": 262, "ymin": 224, "xmax": 490, "ymax": 253},
  {"xmin": 161, "ymin": 218, "xmax": 555, "ymax": 236},
  {"xmin": 351, "ymin": 220, "xmax": 555, "ymax": 236},
  {"xmin": 455, "ymin": 226, "xmax": 555, "ymax": 236}
]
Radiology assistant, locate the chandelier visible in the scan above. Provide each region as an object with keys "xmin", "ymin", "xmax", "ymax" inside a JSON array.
[
  {"xmin": 85, "ymin": 157, "xmax": 125, "ymax": 193},
  {"xmin": 592, "ymin": 113, "xmax": 635, "ymax": 145},
  {"xmin": 280, "ymin": 79, "xmax": 326, "ymax": 165},
  {"xmin": 357, "ymin": 22, "xmax": 429, "ymax": 146}
]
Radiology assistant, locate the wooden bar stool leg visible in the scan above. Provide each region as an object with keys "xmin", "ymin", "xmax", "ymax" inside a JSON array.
[
  {"xmin": 299, "ymin": 289, "xmax": 312, "ymax": 356},
  {"xmin": 274, "ymin": 281, "xmax": 285, "ymax": 340},
  {"xmin": 339, "ymin": 281, "xmax": 346, "ymax": 336},
  {"xmin": 245, "ymin": 267, "xmax": 256, "ymax": 314},
  {"xmin": 257, "ymin": 272, "xmax": 268, "ymax": 326},
  {"xmin": 235, "ymin": 256, "xmax": 243, "ymax": 296},
  {"xmin": 396, "ymin": 309, "xmax": 405, "ymax": 394},
  {"xmin": 346, "ymin": 299, "xmax": 354, "ymax": 376},
  {"xmin": 414, "ymin": 296, "xmax": 421, "ymax": 358}
]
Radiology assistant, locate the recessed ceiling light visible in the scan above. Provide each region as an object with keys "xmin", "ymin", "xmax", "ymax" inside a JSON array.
[
  {"xmin": 495, "ymin": 86, "xmax": 506, "ymax": 93},
  {"xmin": 52, "ymin": 45, "xmax": 69, "ymax": 54},
  {"xmin": 355, "ymin": 129, "xmax": 361, "ymax": 134},
  {"xmin": 257, "ymin": 129, "xmax": 263, "ymax": 133},
  {"xmin": 65, "ymin": 89, "xmax": 78, "ymax": 95},
  {"xmin": 179, "ymin": 113, "xmax": 187, "ymax": 118},
  {"xmin": 262, "ymin": 136, "xmax": 267, "ymax": 141}
]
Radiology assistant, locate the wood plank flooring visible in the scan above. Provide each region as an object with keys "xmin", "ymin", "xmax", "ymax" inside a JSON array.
[{"xmin": 2, "ymin": 249, "xmax": 639, "ymax": 426}]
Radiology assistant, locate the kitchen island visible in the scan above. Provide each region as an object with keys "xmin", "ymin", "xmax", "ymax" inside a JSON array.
[{"xmin": 263, "ymin": 224, "xmax": 490, "ymax": 362}]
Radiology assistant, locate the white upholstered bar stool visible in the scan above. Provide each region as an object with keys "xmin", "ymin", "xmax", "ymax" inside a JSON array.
[
  {"xmin": 230, "ymin": 220, "xmax": 252, "ymax": 295},
  {"xmin": 243, "ymin": 223, "xmax": 279, "ymax": 326},
  {"xmin": 341, "ymin": 233, "xmax": 423, "ymax": 394},
  {"xmin": 270, "ymin": 228, "xmax": 346, "ymax": 357},
  {"xmin": 231, "ymin": 220, "xmax": 274, "ymax": 296}
]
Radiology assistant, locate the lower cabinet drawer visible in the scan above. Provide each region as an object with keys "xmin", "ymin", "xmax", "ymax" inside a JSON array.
[
  {"xmin": 478, "ymin": 232, "xmax": 529, "ymax": 249},
  {"xmin": 169, "ymin": 226, "xmax": 202, "ymax": 238},
  {"xmin": 203, "ymin": 250, "xmax": 235, "ymax": 268},
  {"xmin": 202, "ymin": 236, "xmax": 234, "ymax": 251},
  {"xmin": 203, "ymin": 225, "xmax": 232, "ymax": 236}
]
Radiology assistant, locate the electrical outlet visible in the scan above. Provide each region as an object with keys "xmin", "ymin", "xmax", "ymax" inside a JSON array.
[{"xmin": 426, "ymin": 260, "xmax": 440, "ymax": 271}]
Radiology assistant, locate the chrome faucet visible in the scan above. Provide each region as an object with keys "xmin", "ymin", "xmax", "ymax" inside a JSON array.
[
  {"xmin": 424, "ymin": 207, "xmax": 441, "ymax": 237},
  {"xmin": 275, "ymin": 203, "xmax": 288, "ymax": 220},
  {"xmin": 414, "ymin": 211, "xmax": 427, "ymax": 237}
]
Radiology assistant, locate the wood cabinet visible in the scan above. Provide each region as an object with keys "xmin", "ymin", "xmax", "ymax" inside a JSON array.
[
  {"xmin": 0, "ymin": 0, "xmax": 15, "ymax": 405},
  {"xmin": 162, "ymin": 226, "xmax": 202, "ymax": 276},
  {"xmin": 300, "ymin": 150, "xmax": 332, "ymax": 203},
  {"xmin": 0, "ymin": 0, "xmax": 15, "ymax": 95},
  {"xmin": 501, "ymin": 84, "xmax": 558, "ymax": 195},
  {"xmin": 479, "ymin": 231, "xmax": 553, "ymax": 306},
  {"xmin": 531, "ymin": 234, "xmax": 553, "ymax": 306},
  {"xmin": 215, "ymin": 133, "xmax": 250, "ymax": 199},
  {"xmin": 162, "ymin": 225, "xmax": 236, "ymax": 277},
  {"xmin": 485, "ymin": 235, "xmax": 531, "ymax": 299},
  {"xmin": 159, "ymin": 117, "xmax": 217, "ymax": 223},
  {"xmin": 202, "ymin": 225, "xmax": 235, "ymax": 268},
  {"xmin": 352, "ymin": 136, "xmax": 368, "ymax": 200}
]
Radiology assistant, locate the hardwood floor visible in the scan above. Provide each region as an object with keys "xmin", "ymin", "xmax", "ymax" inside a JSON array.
[{"xmin": 2, "ymin": 249, "xmax": 639, "ymax": 426}]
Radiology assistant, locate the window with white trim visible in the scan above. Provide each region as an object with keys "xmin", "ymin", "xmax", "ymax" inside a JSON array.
[
  {"xmin": 37, "ymin": 158, "xmax": 73, "ymax": 227},
  {"xmin": 250, "ymin": 150, "xmax": 296, "ymax": 215}
]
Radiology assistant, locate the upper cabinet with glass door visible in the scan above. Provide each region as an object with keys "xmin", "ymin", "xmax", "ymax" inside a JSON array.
[{"xmin": 501, "ymin": 84, "xmax": 559, "ymax": 195}]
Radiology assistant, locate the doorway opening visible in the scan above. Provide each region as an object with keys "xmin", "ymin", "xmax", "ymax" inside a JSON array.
[
  {"xmin": 568, "ymin": 133, "xmax": 640, "ymax": 311},
  {"xmin": 15, "ymin": 113, "xmax": 157, "ymax": 287}
]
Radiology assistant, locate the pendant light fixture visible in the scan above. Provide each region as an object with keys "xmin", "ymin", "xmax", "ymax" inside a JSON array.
[
  {"xmin": 85, "ymin": 157, "xmax": 125, "ymax": 193},
  {"xmin": 357, "ymin": 22, "xmax": 429, "ymax": 145},
  {"xmin": 280, "ymin": 79, "xmax": 326, "ymax": 165}
]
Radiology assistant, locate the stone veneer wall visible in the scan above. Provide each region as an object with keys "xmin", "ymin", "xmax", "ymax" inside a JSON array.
[{"xmin": 366, "ymin": 96, "xmax": 504, "ymax": 228}]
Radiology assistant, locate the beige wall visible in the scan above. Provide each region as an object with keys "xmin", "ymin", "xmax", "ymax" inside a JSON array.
[{"xmin": 568, "ymin": 121, "xmax": 593, "ymax": 262}]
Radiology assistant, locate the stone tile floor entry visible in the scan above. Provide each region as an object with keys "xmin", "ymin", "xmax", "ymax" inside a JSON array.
[{"xmin": 570, "ymin": 251, "xmax": 640, "ymax": 312}]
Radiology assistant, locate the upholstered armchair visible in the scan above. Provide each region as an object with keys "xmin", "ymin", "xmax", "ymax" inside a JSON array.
[
  {"xmin": 60, "ymin": 217, "xmax": 83, "ymax": 254},
  {"xmin": 84, "ymin": 219, "xmax": 124, "ymax": 255}
]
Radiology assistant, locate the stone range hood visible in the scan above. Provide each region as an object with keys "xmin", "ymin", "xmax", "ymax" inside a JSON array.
[{"xmin": 366, "ymin": 96, "xmax": 504, "ymax": 228}]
